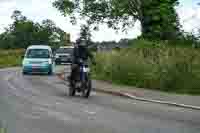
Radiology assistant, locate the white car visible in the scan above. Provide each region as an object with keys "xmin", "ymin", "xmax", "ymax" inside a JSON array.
[
  {"xmin": 55, "ymin": 46, "xmax": 74, "ymax": 64},
  {"xmin": 22, "ymin": 45, "xmax": 55, "ymax": 75}
]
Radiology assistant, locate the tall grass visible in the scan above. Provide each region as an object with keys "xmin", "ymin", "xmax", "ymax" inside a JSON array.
[
  {"xmin": 0, "ymin": 49, "xmax": 24, "ymax": 68},
  {"xmin": 92, "ymin": 41, "xmax": 200, "ymax": 95}
]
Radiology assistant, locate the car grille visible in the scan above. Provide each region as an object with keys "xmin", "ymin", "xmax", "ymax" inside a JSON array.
[
  {"xmin": 59, "ymin": 55, "xmax": 69, "ymax": 58},
  {"xmin": 30, "ymin": 61, "xmax": 42, "ymax": 64},
  {"xmin": 32, "ymin": 68, "xmax": 40, "ymax": 71}
]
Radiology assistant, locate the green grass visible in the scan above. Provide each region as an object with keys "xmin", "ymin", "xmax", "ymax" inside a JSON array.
[
  {"xmin": 92, "ymin": 40, "xmax": 200, "ymax": 95},
  {"xmin": 0, "ymin": 128, "xmax": 7, "ymax": 133},
  {"xmin": 0, "ymin": 121, "xmax": 7, "ymax": 133},
  {"xmin": 0, "ymin": 49, "xmax": 24, "ymax": 68},
  {"xmin": 131, "ymin": 39, "xmax": 194, "ymax": 48}
]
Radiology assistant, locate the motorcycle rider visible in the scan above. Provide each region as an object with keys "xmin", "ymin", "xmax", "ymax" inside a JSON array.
[{"xmin": 69, "ymin": 38, "xmax": 94, "ymax": 89}]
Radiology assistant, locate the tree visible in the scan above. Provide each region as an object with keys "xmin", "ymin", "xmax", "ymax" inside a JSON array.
[
  {"xmin": 77, "ymin": 24, "xmax": 93, "ymax": 46},
  {"xmin": 53, "ymin": 0, "xmax": 181, "ymax": 40},
  {"xmin": 80, "ymin": 25, "xmax": 91, "ymax": 41},
  {"xmin": 0, "ymin": 10, "xmax": 67, "ymax": 49},
  {"xmin": 11, "ymin": 10, "xmax": 27, "ymax": 22}
]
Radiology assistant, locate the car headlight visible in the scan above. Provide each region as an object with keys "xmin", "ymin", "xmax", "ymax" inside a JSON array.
[
  {"xmin": 41, "ymin": 61, "xmax": 50, "ymax": 65},
  {"xmin": 42, "ymin": 60, "xmax": 52, "ymax": 65},
  {"xmin": 22, "ymin": 60, "xmax": 29, "ymax": 66},
  {"xmin": 45, "ymin": 61, "xmax": 50, "ymax": 64}
]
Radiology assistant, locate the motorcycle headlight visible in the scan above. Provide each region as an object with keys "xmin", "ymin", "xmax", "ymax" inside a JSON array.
[
  {"xmin": 55, "ymin": 55, "xmax": 59, "ymax": 58},
  {"xmin": 48, "ymin": 59, "xmax": 52, "ymax": 64}
]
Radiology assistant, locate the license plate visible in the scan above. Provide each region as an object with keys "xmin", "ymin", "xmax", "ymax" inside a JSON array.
[
  {"xmin": 32, "ymin": 67, "xmax": 40, "ymax": 70},
  {"xmin": 61, "ymin": 58, "xmax": 67, "ymax": 61},
  {"xmin": 75, "ymin": 82, "xmax": 82, "ymax": 88},
  {"xmin": 32, "ymin": 64, "xmax": 40, "ymax": 68}
]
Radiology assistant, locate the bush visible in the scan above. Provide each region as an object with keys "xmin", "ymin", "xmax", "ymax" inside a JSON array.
[{"xmin": 92, "ymin": 40, "xmax": 200, "ymax": 95}]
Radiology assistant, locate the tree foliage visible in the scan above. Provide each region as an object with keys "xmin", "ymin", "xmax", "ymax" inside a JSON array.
[
  {"xmin": 53, "ymin": 0, "xmax": 181, "ymax": 40},
  {"xmin": 76, "ymin": 24, "xmax": 93, "ymax": 46},
  {"xmin": 0, "ymin": 10, "xmax": 67, "ymax": 49}
]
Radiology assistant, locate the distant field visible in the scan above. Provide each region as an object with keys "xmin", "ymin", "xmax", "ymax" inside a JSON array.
[{"xmin": 0, "ymin": 49, "xmax": 25, "ymax": 68}]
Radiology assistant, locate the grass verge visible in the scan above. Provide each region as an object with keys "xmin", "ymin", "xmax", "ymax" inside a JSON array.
[
  {"xmin": 92, "ymin": 40, "xmax": 200, "ymax": 95},
  {"xmin": 0, "ymin": 49, "xmax": 24, "ymax": 68}
]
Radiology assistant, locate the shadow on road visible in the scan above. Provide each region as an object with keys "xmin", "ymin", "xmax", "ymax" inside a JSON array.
[{"xmin": 22, "ymin": 73, "xmax": 54, "ymax": 77}]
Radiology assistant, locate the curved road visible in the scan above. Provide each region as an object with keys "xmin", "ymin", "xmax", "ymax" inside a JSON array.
[{"xmin": 0, "ymin": 67, "xmax": 200, "ymax": 133}]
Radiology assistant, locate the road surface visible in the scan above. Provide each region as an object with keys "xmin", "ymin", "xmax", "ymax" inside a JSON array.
[{"xmin": 0, "ymin": 67, "xmax": 200, "ymax": 133}]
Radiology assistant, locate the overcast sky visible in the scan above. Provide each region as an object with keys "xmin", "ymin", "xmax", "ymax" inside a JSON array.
[{"xmin": 0, "ymin": 0, "xmax": 199, "ymax": 42}]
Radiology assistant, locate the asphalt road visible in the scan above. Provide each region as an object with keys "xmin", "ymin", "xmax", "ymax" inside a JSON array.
[{"xmin": 0, "ymin": 67, "xmax": 200, "ymax": 133}]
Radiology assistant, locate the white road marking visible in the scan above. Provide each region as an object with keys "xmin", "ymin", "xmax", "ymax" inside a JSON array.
[
  {"xmin": 45, "ymin": 109, "xmax": 75, "ymax": 122},
  {"xmin": 124, "ymin": 93, "xmax": 200, "ymax": 110},
  {"xmin": 131, "ymin": 102, "xmax": 137, "ymax": 105},
  {"xmin": 21, "ymin": 112, "xmax": 41, "ymax": 119},
  {"xmin": 6, "ymin": 79, "xmax": 17, "ymax": 91},
  {"xmin": 84, "ymin": 110, "xmax": 97, "ymax": 115},
  {"xmin": 4, "ymin": 74, "xmax": 12, "ymax": 81},
  {"xmin": 92, "ymin": 92, "xmax": 97, "ymax": 96},
  {"xmin": 56, "ymin": 102, "xmax": 61, "ymax": 105}
]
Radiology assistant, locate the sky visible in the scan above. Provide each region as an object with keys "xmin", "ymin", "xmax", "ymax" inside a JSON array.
[
  {"xmin": 178, "ymin": 0, "xmax": 200, "ymax": 33},
  {"xmin": 0, "ymin": 0, "xmax": 199, "ymax": 42}
]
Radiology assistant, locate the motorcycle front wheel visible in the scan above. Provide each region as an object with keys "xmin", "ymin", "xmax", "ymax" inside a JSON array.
[
  {"xmin": 69, "ymin": 87, "xmax": 76, "ymax": 96},
  {"xmin": 82, "ymin": 80, "xmax": 92, "ymax": 98},
  {"xmin": 69, "ymin": 81, "xmax": 76, "ymax": 96}
]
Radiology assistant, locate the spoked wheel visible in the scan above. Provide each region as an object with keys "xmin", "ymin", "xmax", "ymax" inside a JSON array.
[
  {"xmin": 82, "ymin": 80, "xmax": 92, "ymax": 98},
  {"xmin": 69, "ymin": 87, "xmax": 76, "ymax": 96}
]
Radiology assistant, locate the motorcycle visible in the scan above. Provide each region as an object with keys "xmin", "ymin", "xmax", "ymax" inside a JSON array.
[{"xmin": 69, "ymin": 59, "xmax": 92, "ymax": 98}]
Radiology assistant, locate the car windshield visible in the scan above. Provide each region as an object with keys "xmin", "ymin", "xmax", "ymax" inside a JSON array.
[
  {"xmin": 26, "ymin": 49, "xmax": 50, "ymax": 58},
  {"xmin": 56, "ymin": 48, "xmax": 73, "ymax": 54}
]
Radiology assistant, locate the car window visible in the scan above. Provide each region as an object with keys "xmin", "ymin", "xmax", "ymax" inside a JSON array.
[
  {"xmin": 56, "ymin": 48, "xmax": 73, "ymax": 54},
  {"xmin": 26, "ymin": 49, "xmax": 50, "ymax": 58}
]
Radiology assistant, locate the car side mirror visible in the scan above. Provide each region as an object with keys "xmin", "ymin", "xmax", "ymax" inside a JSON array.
[{"xmin": 21, "ymin": 55, "xmax": 24, "ymax": 59}]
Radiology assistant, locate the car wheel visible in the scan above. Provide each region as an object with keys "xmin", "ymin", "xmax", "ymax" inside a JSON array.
[
  {"xmin": 22, "ymin": 71, "xmax": 27, "ymax": 75},
  {"xmin": 22, "ymin": 70, "xmax": 27, "ymax": 75},
  {"xmin": 48, "ymin": 66, "xmax": 53, "ymax": 75}
]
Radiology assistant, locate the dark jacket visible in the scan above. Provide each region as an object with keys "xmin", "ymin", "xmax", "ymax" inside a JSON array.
[{"xmin": 72, "ymin": 45, "xmax": 93, "ymax": 64}]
